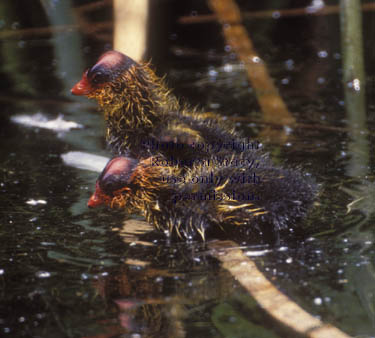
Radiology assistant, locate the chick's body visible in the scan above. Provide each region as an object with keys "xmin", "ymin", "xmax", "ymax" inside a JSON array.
[{"xmin": 88, "ymin": 154, "xmax": 317, "ymax": 241}]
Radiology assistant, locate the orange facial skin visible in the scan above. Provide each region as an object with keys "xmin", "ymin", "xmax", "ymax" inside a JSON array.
[
  {"xmin": 88, "ymin": 182, "xmax": 133, "ymax": 209},
  {"xmin": 87, "ymin": 182, "xmax": 111, "ymax": 208},
  {"xmin": 71, "ymin": 70, "xmax": 94, "ymax": 96}
]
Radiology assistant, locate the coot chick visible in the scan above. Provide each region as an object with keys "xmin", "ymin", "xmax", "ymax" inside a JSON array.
[
  {"xmin": 71, "ymin": 50, "xmax": 242, "ymax": 159},
  {"xmin": 88, "ymin": 155, "xmax": 317, "ymax": 241}
]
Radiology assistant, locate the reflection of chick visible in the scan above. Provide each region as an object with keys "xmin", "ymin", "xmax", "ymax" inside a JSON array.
[
  {"xmin": 88, "ymin": 156, "xmax": 317, "ymax": 240},
  {"xmin": 71, "ymin": 50, "xmax": 239, "ymax": 158}
]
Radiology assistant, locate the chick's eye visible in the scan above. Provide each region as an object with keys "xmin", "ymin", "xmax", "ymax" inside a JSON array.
[
  {"xmin": 91, "ymin": 71, "xmax": 107, "ymax": 85},
  {"xmin": 99, "ymin": 175, "xmax": 124, "ymax": 195}
]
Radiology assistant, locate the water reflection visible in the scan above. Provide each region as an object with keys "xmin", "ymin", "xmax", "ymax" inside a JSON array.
[{"xmin": 0, "ymin": 1, "xmax": 374, "ymax": 337}]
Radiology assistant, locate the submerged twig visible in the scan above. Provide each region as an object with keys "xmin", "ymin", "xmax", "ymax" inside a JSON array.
[
  {"xmin": 208, "ymin": 0, "xmax": 295, "ymax": 126},
  {"xmin": 0, "ymin": 22, "xmax": 112, "ymax": 41},
  {"xmin": 340, "ymin": 0, "xmax": 369, "ymax": 178},
  {"xmin": 179, "ymin": 3, "xmax": 375, "ymax": 24},
  {"xmin": 209, "ymin": 240, "xmax": 351, "ymax": 338},
  {"xmin": 0, "ymin": 0, "xmax": 112, "ymax": 42},
  {"xmin": 228, "ymin": 116, "xmax": 349, "ymax": 132},
  {"xmin": 0, "ymin": 25, "xmax": 77, "ymax": 39},
  {"xmin": 74, "ymin": 0, "xmax": 112, "ymax": 14}
]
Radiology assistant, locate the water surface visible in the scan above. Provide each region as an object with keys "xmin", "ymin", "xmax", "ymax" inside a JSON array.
[{"xmin": 0, "ymin": 1, "xmax": 374, "ymax": 337}]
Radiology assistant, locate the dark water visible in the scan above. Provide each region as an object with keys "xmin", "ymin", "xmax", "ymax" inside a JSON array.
[{"xmin": 0, "ymin": 1, "xmax": 374, "ymax": 337}]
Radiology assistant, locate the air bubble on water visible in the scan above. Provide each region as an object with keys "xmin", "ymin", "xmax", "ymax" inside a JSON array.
[
  {"xmin": 208, "ymin": 69, "xmax": 218, "ymax": 77},
  {"xmin": 285, "ymin": 59, "xmax": 294, "ymax": 70},
  {"xmin": 35, "ymin": 271, "xmax": 51, "ymax": 278},
  {"xmin": 317, "ymin": 50, "xmax": 328, "ymax": 58},
  {"xmin": 252, "ymin": 56, "xmax": 261, "ymax": 63},
  {"xmin": 11, "ymin": 22, "xmax": 20, "ymax": 30},
  {"xmin": 223, "ymin": 63, "xmax": 233, "ymax": 72},
  {"xmin": 352, "ymin": 79, "xmax": 361, "ymax": 91},
  {"xmin": 26, "ymin": 199, "xmax": 47, "ymax": 206}
]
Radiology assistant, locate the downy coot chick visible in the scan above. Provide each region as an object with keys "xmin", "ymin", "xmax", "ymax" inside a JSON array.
[
  {"xmin": 71, "ymin": 50, "xmax": 244, "ymax": 160},
  {"xmin": 88, "ymin": 155, "xmax": 317, "ymax": 241}
]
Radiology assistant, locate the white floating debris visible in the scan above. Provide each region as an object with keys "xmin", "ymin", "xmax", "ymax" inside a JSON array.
[
  {"xmin": 26, "ymin": 199, "xmax": 47, "ymax": 206},
  {"xmin": 314, "ymin": 297, "xmax": 323, "ymax": 306},
  {"xmin": 11, "ymin": 113, "xmax": 83, "ymax": 132},
  {"xmin": 61, "ymin": 151, "xmax": 109, "ymax": 173}
]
